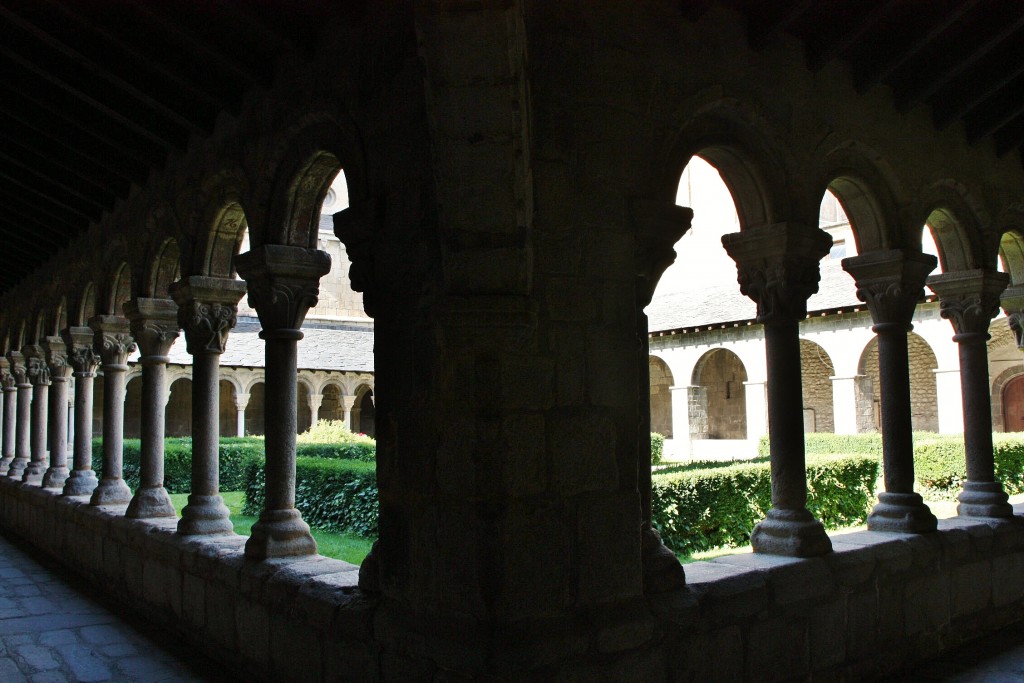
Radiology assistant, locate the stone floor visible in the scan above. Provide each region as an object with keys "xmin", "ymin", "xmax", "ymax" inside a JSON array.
[
  {"xmin": 0, "ymin": 532, "xmax": 233, "ymax": 683},
  {"xmin": 880, "ymin": 622, "xmax": 1024, "ymax": 682}
]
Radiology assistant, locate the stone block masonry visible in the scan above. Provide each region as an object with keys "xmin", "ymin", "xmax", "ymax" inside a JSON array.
[{"xmin": 5, "ymin": 475, "xmax": 1024, "ymax": 680}]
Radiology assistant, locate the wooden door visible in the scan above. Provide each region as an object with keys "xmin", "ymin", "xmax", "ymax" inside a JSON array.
[{"xmin": 1003, "ymin": 376, "xmax": 1024, "ymax": 432}]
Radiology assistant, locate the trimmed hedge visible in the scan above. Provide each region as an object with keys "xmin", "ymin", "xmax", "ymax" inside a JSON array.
[
  {"xmin": 92, "ymin": 437, "xmax": 263, "ymax": 493},
  {"xmin": 296, "ymin": 421, "xmax": 376, "ymax": 462},
  {"xmin": 243, "ymin": 457, "xmax": 378, "ymax": 537},
  {"xmin": 652, "ymin": 454, "xmax": 879, "ymax": 556},
  {"xmin": 759, "ymin": 433, "xmax": 883, "ymax": 457}
]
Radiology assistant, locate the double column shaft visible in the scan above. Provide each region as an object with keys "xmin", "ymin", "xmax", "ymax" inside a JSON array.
[
  {"xmin": 88, "ymin": 316, "xmax": 136, "ymax": 506},
  {"xmin": 61, "ymin": 328, "xmax": 100, "ymax": 497},
  {"xmin": 21, "ymin": 345, "xmax": 50, "ymax": 485},
  {"xmin": 7, "ymin": 350, "xmax": 31, "ymax": 479},
  {"xmin": 42, "ymin": 337, "xmax": 71, "ymax": 490}
]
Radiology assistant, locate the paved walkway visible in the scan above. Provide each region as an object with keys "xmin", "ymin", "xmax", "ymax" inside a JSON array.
[
  {"xmin": 881, "ymin": 622, "xmax": 1024, "ymax": 682},
  {"xmin": 0, "ymin": 533, "xmax": 231, "ymax": 683}
]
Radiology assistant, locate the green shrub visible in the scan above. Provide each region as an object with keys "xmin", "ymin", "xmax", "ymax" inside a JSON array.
[
  {"xmin": 243, "ymin": 457, "xmax": 378, "ymax": 537},
  {"xmin": 93, "ymin": 437, "xmax": 264, "ymax": 493},
  {"xmin": 296, "ymin": 420, "xmax": 376, "ymax": 461},
  {"xmin": 652, "ymin": 454, "xmax": 878, "ymax": 556},
  {"xmin": 760, "ymin": 433, "xmax": 883, "ymax": 457},
  {"xmin": 650, "ymin": 432, "xmax": 665, "ymax": 466}
]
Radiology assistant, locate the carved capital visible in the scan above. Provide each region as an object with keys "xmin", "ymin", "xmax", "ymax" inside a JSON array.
[
  {"xmin": 632, "ymin": 199, "xmax": 693, "ymax": 307},
  {"xmin": 41, "ymin": 337, "xmax": 70, "ymax": 380},
  {"xmin": 236, "ymin": 245, "xmax": 331, "ymax": 335},
  {"xmin": 842, "ymin": 249, "xmax": 937, "ymax": 329},
  {"xmin": 170, "ymin": 276, "xmax": 246, "ymax": 355},
  {"xmin": 1001, "ymin": 284, "xmax": 1024, "ymax": 350},
  {"xmin": 125, "ymin": 297, "xmax": 181, "ymax": 359},
  {"xmin": 62, "ymin": 327, "xmax": 100, "ymax": 376},
  {"xmin": 6, "ymin": 350, "xmax": 27, "ymax": 387},
  {"xmin": 928, "ymin": 269, "xmax": 1008, "ymax": 337},
  {"xmin": 721, "ymin": 223, "xmax": 832, "ymax": 325},
  {"xmin": 22, "ymin": 344, "xmax": 49, "ymax": 387},
  {"xmin": 334, "ymin": 197, "xmax": 380, "ymax": 317},
  {"xmin": 0, "ymin": 357, "xmax": 12, "ymax": 391},
  {"xmin": 88, "ymin": 315, "xmax": 136, "ymax": 367}
]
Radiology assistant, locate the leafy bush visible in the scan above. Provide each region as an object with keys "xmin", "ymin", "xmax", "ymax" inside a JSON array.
[
  {"xmin": 759, "ymin": 433, "xmax": 883, "ymax": 457},
  {"xmin": 296, "ymin": 420, "xmax": 376, "ymax": 461},
  {"xmin": 243, "ymin": 457, "xmax": 378, "ymax": 537},
  {"xmin": 652, "ymin": 454, "xmax": 878, "ymax": 556},
  {"xmin": 650, "ymin": 432, "xmax": 665, "ymax": 466},
  {"xmin": 93, "ymin": 437, "xmax": 264, "ymax": 493},
  {"xmin": 915, "ymin": 433, "xmax": 1024, "ymax": 496}
]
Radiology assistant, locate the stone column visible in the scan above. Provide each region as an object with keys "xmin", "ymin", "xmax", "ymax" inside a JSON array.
[
  {"xmin": 237, "ymin": 245, "xmax": 330, "ymax": 559},
  {"xmin": 124, "ymin": 298, "xmax": 180, "ymax": 519},
  {"xmin": 61, "ymin": 328, "xmax": 99, "ymax": 496},
  {"xmin": 88, "ymin": 315, "xmax": 136, "ymax": 506},
  {"xmin": 930, "ymin": 269, "xmax": 1013, "ymax": 518},
  {"xmin": 6, "ymin": 350, "xmax": 31, "ymax": 479},
  {"xmin": 0, "ymin": 358, "xmax": 15, "ymax": 475},
  {"xmin": 722, "ymin": 223, "xmax": 833, "ymax": 556},
  {"xmin": 843, "ymin": 249, "xmax": 938, "ymax": 532},
  {"xmin": 41, "ymin": 337, "xmax": 71, "ymax": 489},
  {"xmin": 830, "ymin": 375, "xmax": 861, "ymax": 434},
  {"xmin": 21, "ymin": 345, "xmax": 50, "ymax": 485},
  {"xmin": 171, "ymin": 276, "xmax": 246, "ymax": 535},
  {"xmin": 341, "ymin": 395, "xmax": 356, "ymax": 431},
  {"xmin": 234, "ymin": 393, "xmax": 249, "ymax": 437},
  {"xmin": 308, "ymin": 393, "xmax": 324, "ymax": 427}
]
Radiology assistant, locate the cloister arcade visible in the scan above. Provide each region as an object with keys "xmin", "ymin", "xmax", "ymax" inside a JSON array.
[{"xmin": 3, "ymin": 1, "xmax": 1024, "ymax": 680}]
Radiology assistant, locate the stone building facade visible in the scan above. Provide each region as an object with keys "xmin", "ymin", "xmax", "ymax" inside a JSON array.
[{"xmin": 3, "ymin": 3, "xmax": 1024, "ymax": 681}]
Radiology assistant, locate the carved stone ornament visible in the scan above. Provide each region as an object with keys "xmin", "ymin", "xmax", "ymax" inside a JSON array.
[
  {"xmin": 26, "ymin": 355, "xmax": 51, "ymax": 387},
  {"xmin": 1009, "ymin": 312, "xmax": 1024, "ymax": 350},
  {"xmin": 842, "ymin": 249, "xmax": 937, "ymax": 328},
  {"xmin": 928, "ymin": 269, "xmax": 1008, "ymax": 337},
  {"xmin": 721, "ymin": 223, "xmax": 832, "ymax": 326},
  {"xmin": 632, "ymin": 199, "xmax": 693, "ymax": 307},
  {"xmin": 61, "ymin": 327, "xmax": 99, "ymax": 376},
  {"xmin": 125, "ymin": 298, "xmax": 180, "ymax": 358},
  {"xmin": 88, "ymin": 316, "xmax": 136, "ymax": 366},
  {"xmin": 42, "ymin": 337, "xmax": 71, "ymax": 380},
  {"xmin": 333, "ymin": 198, "xmax": 380, "ymax": 317},
  {"xmin": 169, "ymin": 276, "xmax": 247, "ymax": 356},
  {"xmin": 7, "ymin": 351, "xmax": 28, "ymax": 386},
  {"xmin": 0, "ymin": 370, "xmax": 14, "ymax": 390},
  {"xmin": 236, "ymin": 245, "xmax": 331, "ymax": 333}
]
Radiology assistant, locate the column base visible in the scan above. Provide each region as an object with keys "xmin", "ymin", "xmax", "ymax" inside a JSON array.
[
  {"xmin": 125, "ymin": 486, "xmax": 176, "ymax": 519},
  {"xmin": 177, "ymin": 494, "xmax": 234, "ymax": 535},
  {"xmin": 89, "ymin": 477, "xmax": 133, "ymax": 506},
  {"xmin": 7, "ymin": 457, "xmax": 29, "ymax": 479},
  {"xmin": 21, "ymin": 460, "xmax": 46, "ymax": 485},
  {"xmin": 867, "ymin": 491, "xmax": 937, "ymax": 533},
  {"xmin": 641, "ymin": 526, "xmax": 686, "ymax": 593},
  {"xmin": 0, "ymin": 455, "xmax": 13, "ymax": 475},
  {"xmin": 42, "ymin": 466, "xmax": 69, "ymax": 490},
  {"xmin": 244, "ymin": 508, "xmax": 318, "ymax": 560},
  {"xmin": 62, "ymin": 469, "xmax": 98, "ymax": 497},
  {"xmin": 957, "ymin": 480, "xmax": 1014, "ymax": 519},
  {"xmin": 751, "ymin": 508, "xmax": 833, "ymax": 557}
]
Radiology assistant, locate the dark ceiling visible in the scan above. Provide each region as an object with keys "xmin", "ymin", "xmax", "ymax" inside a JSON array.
[{"xmin": 0, "ymin": 1, "xmax": 1022, "ymax": 296}]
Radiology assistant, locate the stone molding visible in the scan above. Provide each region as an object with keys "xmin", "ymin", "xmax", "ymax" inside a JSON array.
[
  {"xmin": 88, "ymin": 315, "xmax": 136, "ymax": 367},
  {"xmin": 61, "ymin": 327, "xmax": 100, "ymax": 377},
  {"xmin": 125, "ymin": 297, "xmax": 181, "ymax": 360},
  {"xmin": 235, "ymin": 245, "xmax": 331, "ymax": 335},
  {"xmin": 170, "ymin": 276, "xmax": 246, "ymax": 355},
  {"xmin": 842, "ymin": 249, "xmax": 937, "ymax": 329},
  {"xmin": 1000, "ymin": 284, "xmax": 1024, "ymax": 349},
  {"xmin": 333, "ymin": 198, "xmax": 380, "ymax": 317},
  {"xmin": 632, "ymin": 199, "xmax": 693, "ymax": 307},
  {"xmin": 928, "ymin": 269, "xmax": 1009, "ymax": 337},
  {"xmin": 42, "ymin": 337, "xmax": 71, "ymax": 381},
  {"xmin": 23, "ymin": 345, "xmax": 50, "ymax": 387},
  {"xmin": 721, "ymin": 223, "xmax": 831, "ymax": 325}
]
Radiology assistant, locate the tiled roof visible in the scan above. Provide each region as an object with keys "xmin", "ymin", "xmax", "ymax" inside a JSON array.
[
  {"xmin": 129, "ymin": 317, "xmax": 374, "ymax": 372},
  {"xmin": 645, "ymin": 258, "xmax": 862, "ymax": 332}
]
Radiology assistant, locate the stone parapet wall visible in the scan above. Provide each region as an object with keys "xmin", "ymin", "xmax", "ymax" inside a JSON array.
[
  {"xmin": 3, "ymin": 479, "xmax": 1024, "ymax": 681},
  {"xmin": 0, "ymin": 481, "xmax": 379, "ymax": 683}
]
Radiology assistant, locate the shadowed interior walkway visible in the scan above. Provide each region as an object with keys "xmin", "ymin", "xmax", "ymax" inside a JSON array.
[{"xmin": 0, "ymin": 532, "xmax": 233, "ymax": 682}]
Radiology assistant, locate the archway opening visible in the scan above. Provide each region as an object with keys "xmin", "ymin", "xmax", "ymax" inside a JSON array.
[
  {"xmin": 799, "ymin": 340, "xmax": 835, "ymax": 433},
  {"xmin": 319, "ymin": 383, "xmax": 344, "ymax": 422},
  {"xmin": 125, "ymin": 376, "xmax": 143, "ymax": 439},
  {"xmin": 691, "ymin": 348, "xmax": 748, "ymax": 440},
  {"xmin": 858, "ymin": 333, "xmax": 939, "ymax": 432},
  {"xmin": 649, "ymin": 356, "xmax": 674, "ymax": 438},
  {"xmin": 219, "ymin": 379, "xmax": 237, "ymax": 438},
  {"xmin": 352, "ymin": 386, "xmax": 375, "ymax": 437},
  {"xmin": 166, "ymin": 378, "xmax": 193, "ymax": 438},
  {"xmin": 245, "ymin": 382, "xmax": 266, "ymax": 436}
]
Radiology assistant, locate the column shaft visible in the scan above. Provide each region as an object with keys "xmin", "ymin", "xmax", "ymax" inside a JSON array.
[
  {"xmin": 63, "ymin": 373, "xmax": 98, "ymax": 496},
  {"xmin": 22, "ymin": 381, "xmax": 48, "ymax": 485},
  {"xmin": 10, "ymin": 382, "xmax": 32, "ymax": 478},
  {"xmin": 91, "ymin": 362, "xmax": 131, "ymax": 504},
  {"xmin": 125, "ymin": 356, "xmax": 176, "ymax": 518},
  {"xmin": 43, "ymin": 376, "xmax": 69, "ymax": 488},
  {"xmin": 876, "ymin": 327, "xmax": 915, "ymax": 493},
  {"xmin": 763, "ymin": 320, "xmax": 807, "ymax": 511},
  {"xmin": 0, "ymin": 385, "xmax": 15, "ymax": 474}
]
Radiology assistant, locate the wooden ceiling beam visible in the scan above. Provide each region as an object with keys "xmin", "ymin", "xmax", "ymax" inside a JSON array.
[
  {"xmin": 807, "ymin": 0, "xmax": 898, "ymax": 71},
  {"xmin": 0, "ymin": 8, "xmax": 209, "ymax": 139},
  {"xmin": 0, "ymin": 171, "xmax": 100, "ymax": 224},
  {"xmin": 0, "ymin": 155, "xmax": 111, "ymax": 216},
  {"xmin": 0, "ymin": 149, "xmax": 117, "ymax": 211}
]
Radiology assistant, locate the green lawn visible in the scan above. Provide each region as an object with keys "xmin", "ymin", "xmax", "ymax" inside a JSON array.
[{"xmin": 167, "ymin": 491, "xmax": 374, "ymax": 566}]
